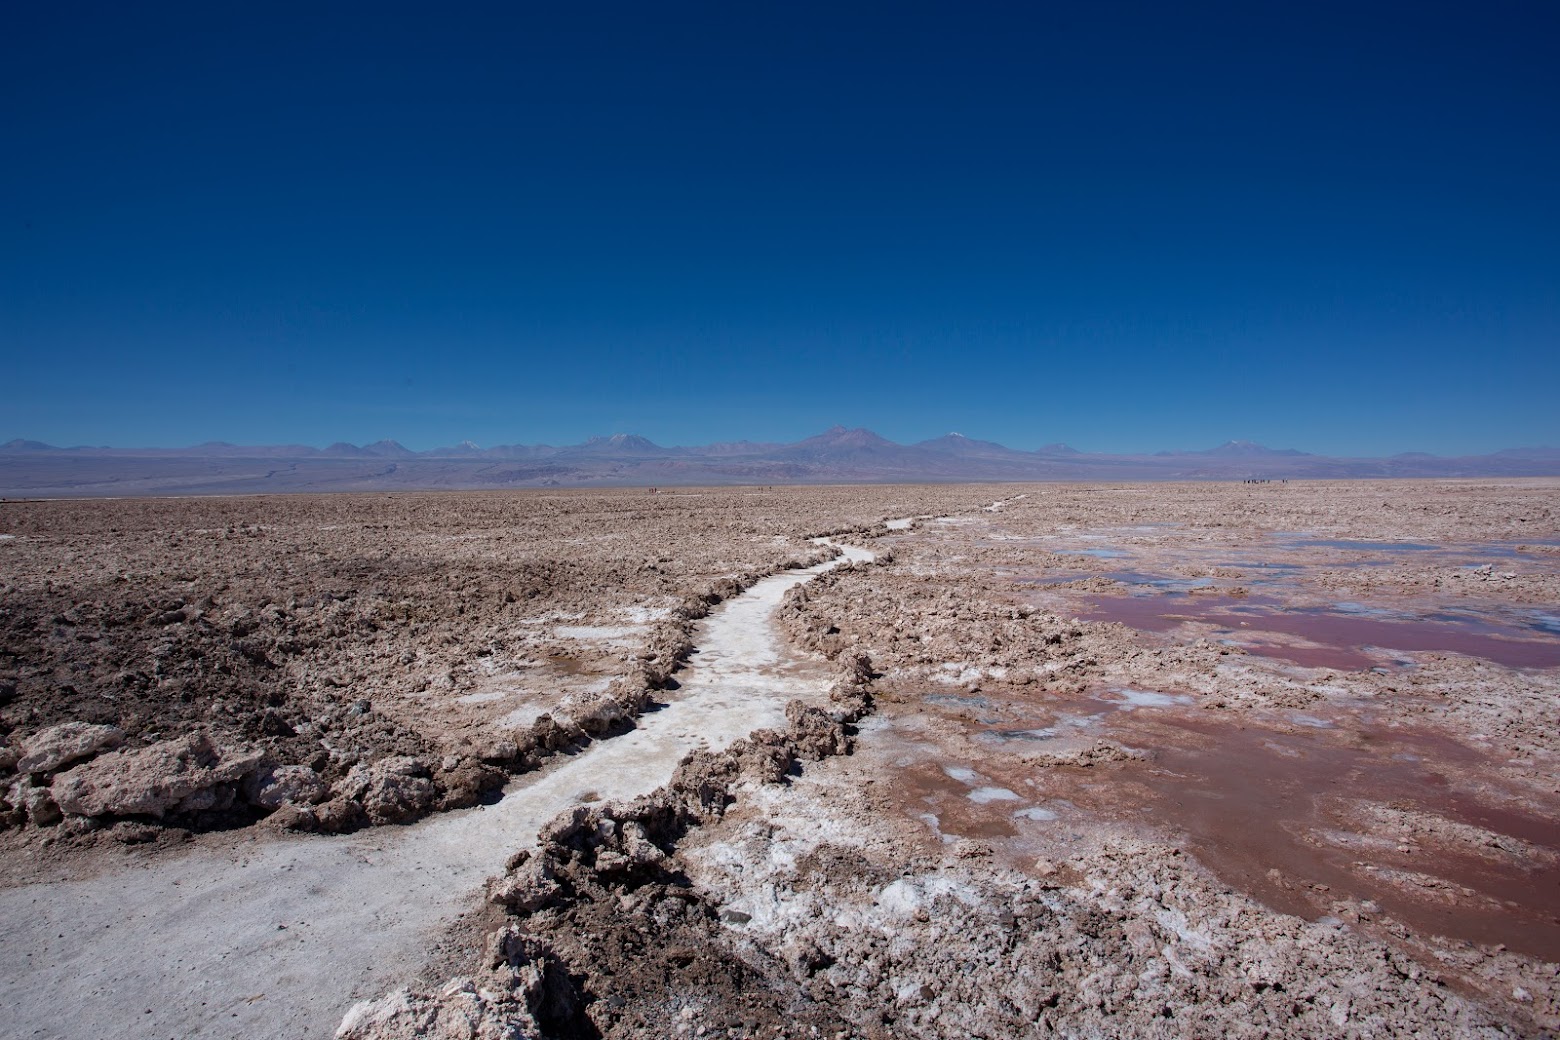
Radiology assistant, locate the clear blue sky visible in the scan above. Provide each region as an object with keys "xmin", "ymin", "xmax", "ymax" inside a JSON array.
[{"xmin": 3, "ymin": 2, "xmax": 1557, "ymax": 455}]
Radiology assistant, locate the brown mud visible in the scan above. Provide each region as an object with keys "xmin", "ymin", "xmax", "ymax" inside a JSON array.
[
  {"xmin": 1080, "ymin": 594, "xmax": 1560, "ymax": 669},
  {"xmin": 1047, "ymin": 706, "xmax": 1560, "ymax": 963}
]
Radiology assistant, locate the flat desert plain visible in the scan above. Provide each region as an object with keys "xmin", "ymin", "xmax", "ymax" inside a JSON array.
[{"xmin": 1, "ymin": 481, "xmax": 1557, "ymax": 1039}]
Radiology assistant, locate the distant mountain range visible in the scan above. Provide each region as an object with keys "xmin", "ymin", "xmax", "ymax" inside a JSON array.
[{"xmin": 1, "ymin": 427, "xmax": 1557, "ymax": 497}]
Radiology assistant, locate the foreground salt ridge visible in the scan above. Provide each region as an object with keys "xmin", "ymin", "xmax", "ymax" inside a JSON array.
[{"xmin": 0, "ymin": 535, "xmax": 878, "ymax": 1040}]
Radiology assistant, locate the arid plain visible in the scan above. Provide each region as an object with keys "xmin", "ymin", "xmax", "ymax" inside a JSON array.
[{"xmin": 2, "ymin": 481, "xmax": 1557, "ymax": 1038}]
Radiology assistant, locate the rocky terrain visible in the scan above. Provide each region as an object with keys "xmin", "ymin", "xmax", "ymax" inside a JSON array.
[
  {"xmin": 3, "ymin": 480, "xmax": 1557, "ymax": 1038},
  {"xmin": 0, "ymin": 486, "xmax": 978, "ymax": 866}
]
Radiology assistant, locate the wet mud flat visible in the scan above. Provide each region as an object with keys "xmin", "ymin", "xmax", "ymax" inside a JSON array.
[
  {"xmin": 1104, "ymin": 710, "xmax": 1560, "ymax": 964},
  {"xmin": 757, "ymin": 478, "xmax": 1560, "ymax": 1036},
  {"xmin": 887, "ymin": 684, "xmax": 1560, "ymax": 963},
  {"xmin": 1075, "ymin": 592, "xmax": 1560, "ymax": 670}
]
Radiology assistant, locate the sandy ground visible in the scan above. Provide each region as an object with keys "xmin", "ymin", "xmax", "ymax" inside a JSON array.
[{"xmin": 3, "ymin": 481, "xmax": 1557, "ymax": 1038}]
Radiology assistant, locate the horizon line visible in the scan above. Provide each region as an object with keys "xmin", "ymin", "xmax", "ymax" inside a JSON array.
[{"xmin": 3, "ymin": 428, "xmax": 1555, "ymax": 461}]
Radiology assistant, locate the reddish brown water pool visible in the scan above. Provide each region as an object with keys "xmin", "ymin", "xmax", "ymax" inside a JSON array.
[
  {"xmin": 1081, "ymin": 595, "xmax": 1560, "ymax": 670},
  {"xmin": 1055, "ymin": 712, "xmax": 1560, "ymax": 962},
  {"xmin": 1078, "ymin": 594, "xmax": 1266, "ymax": 632},
  {"xmin": 1240, "ymin": 641, "xmax": 1378, "ymax": 670},
  {"xmin": 895, "ymin": 761, "xmax": 1020, "ymax": 840}
]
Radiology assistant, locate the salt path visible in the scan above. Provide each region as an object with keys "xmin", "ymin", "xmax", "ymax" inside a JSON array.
[{"xmin": 0, "ymin": 537, "xmax": 877, "ymax": 1040}]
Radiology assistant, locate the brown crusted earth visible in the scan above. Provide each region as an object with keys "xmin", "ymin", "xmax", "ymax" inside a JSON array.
[
  {"xmin": 345, "ymin": 480, "xmax": 1558, "ymax": 1040},
  {"xmin": 0, "ymin": 486, "xmax": 985, "ymax": 866},
  {"xmin": 763, "ymin": 480, "xmax": 1560, "ymax": 1035},
  {"xmin": 4, "ymin": 480, "xmax": 1559, "ymax": 1038}
]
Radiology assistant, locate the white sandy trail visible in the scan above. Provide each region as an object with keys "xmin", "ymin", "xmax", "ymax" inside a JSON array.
[
  {"xmin": 983, "ymin": 493, "xmax": 1028, "ymax": 513},
  {"xmin": 0, "ymin": 537, "xmax": 876, "ymax": 1040}
]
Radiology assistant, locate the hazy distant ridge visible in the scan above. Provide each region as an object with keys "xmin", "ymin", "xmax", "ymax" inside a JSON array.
[{"xmin": 2, "ymin": 428, "xmax": 1557, "ymax": 497}]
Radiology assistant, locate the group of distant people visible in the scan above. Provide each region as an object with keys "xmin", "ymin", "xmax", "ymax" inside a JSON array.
[{"xmin": 1241, "ymin": 478, "xmax": 1288, "ymax": 484}]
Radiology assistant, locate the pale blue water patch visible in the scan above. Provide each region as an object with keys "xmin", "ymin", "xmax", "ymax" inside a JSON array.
[
  {"xmin": 1214, "ymin": 561, "xmax": 1308, "ymax": 589},
  {"xmin": 1462, "ymin": 544, "xmax": 1533, "ymax": 559},
  {"xmin": 1109, "ymin": 688, "xmax": 1191, "ymax": 708},
  {"xmin": 1524, "ymin": 612, "xmax": 1560, "ymax": 637},
  {"xmin": 925, "ymin": 693, "xmax": 990, "ymax": 708},
  {"xmin": 1280, "ymin": 537, "xmax": 1439, "ymax": 552},
  {"xmin": 1019, "ymin": 569, "xmax": 1165, "ymax": 586},
  {"xmin": 1307, "ymin": 602, "xmax": 1471, "ymax": 626},
  {"xmin": 1466, "ymin": 539, "xmax": 1560, "ymax": 558},
  {"xmin": 985, "ymin": 727, "xmax": 1059, "ymax": 742},
  {"xmin": 981, "ymin": 709, "xmax": 1105, "ymax": 745},
  {"xmin": 1098, "ymin": 570, "xmax": 1166, "ymax": 584},
  {"xmin": 1139, "ymin": 576, "xmax": 1216, "ymax": 592},
  {"xmin": 1059, "ymin": 547, "xmax": 1129, "ymax": 559},
  {"xmin": 1438, "ymin": 607, "xmax": 1560, "ymax": 639},
  {"xmin": 1427, "ymin": 608, "xmax": 1504, "ymax": 628},
  {"xmin": 1014, "ymin": 806, "xmax": 1058, "ymax": 822},
  {"xmin": 1290, "ymin": 713, "xmax": 1334, "ymax": 729},
  {"xmin": 1331, "ymin": 601, "xmax": 1402, "ymax": 619},
  {"xmin": 1214, "ymin": 561, "xmax": 1305, "ymax": 573},
  {"xmin": 1325, "ymin": 602, "xmax": 1557, "ymax": 640}
]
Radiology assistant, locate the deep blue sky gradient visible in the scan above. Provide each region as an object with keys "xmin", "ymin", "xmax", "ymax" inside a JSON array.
[{"xmin": 3, "ymin": 2, "xmax": 1557, "ymax": 454}]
